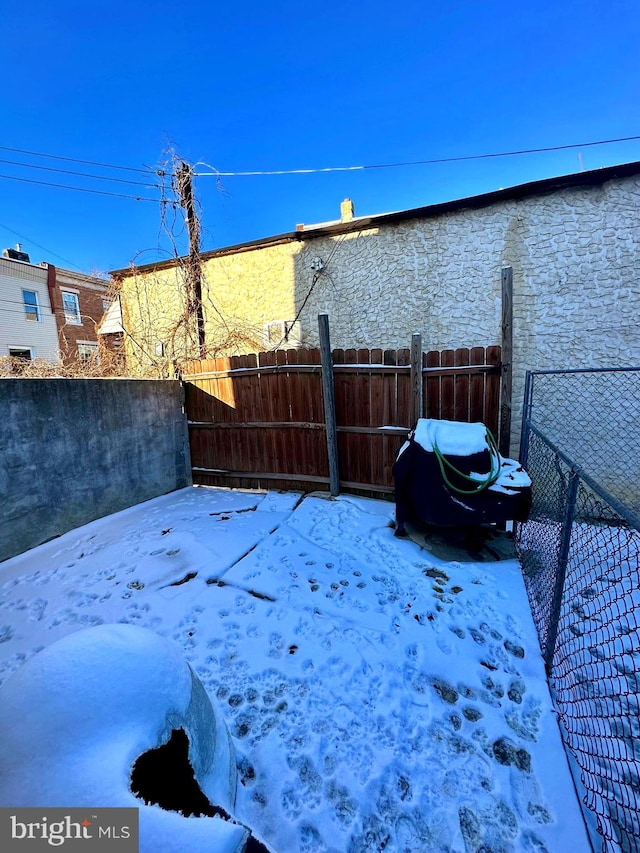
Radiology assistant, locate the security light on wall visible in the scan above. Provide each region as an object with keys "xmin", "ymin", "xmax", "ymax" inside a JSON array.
[
  {"xmin": 155, "ymin": 342, "xmax": 165, "ymax": 357},
  {"xmin": 311, "ymin": 257, "xmax": 324, "ymax": 271}
]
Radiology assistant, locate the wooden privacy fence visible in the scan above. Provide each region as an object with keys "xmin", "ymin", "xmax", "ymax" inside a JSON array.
[{"xmin": 182, "ymin": 343, "xmax": 502, "ymax": 496}]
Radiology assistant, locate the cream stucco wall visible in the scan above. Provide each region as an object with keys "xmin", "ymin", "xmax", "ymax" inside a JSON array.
[{"xmin": 117, "ymin": 173, "xmax": 640, "ymax": 450}]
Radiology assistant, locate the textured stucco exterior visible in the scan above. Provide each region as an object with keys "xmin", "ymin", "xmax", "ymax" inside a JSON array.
[{"xmin": 115, "ymin": 168, "xmax": 640, "ymax": 451}]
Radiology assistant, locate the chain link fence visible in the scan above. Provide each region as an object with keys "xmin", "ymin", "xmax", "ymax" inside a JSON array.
[
  {"xmin": 516, "ymin": 368, "xmax": 640, "ymax": 853},
  {"xmin": 520, "ymin": 368, "xmax": 640, "ymax": 508}
]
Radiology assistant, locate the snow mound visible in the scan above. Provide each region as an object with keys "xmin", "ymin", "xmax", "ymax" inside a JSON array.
[
  {"xmin": 0, "ymin": 624, "xmax": 247, "ymax": 853},
  {"xmin": 414, "ymin": 418, "xmax": 490, "ymax": 456},
  {"xmin": 489, "ymin": 457, "xmax": 532, "ymax": 493}
]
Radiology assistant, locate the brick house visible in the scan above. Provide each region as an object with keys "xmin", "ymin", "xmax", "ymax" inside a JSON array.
[
  {"xmin": 1, "ymin": 246, "xmax": 112, "ymax": 366},
  {"xmin": 49, "ymin": 266, "xmax": 112, "ymax": 365}
]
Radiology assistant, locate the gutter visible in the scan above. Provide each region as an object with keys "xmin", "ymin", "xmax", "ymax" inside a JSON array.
[{"xmin": 109, "ymin": 159, "xmax": 640, "ymax": 278}]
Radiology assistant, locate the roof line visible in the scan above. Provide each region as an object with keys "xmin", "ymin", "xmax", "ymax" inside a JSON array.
[{"xmin": 109, "ymin": 160, "xmax": 640, "ymax": 276}]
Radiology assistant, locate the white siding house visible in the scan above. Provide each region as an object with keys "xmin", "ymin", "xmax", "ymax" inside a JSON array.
[{"xmin": 0, "ymin": 255, "xmax": 60, "ymax": 362}]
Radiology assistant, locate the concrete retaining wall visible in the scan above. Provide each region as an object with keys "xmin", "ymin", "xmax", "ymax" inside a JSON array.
[{"xmin": 0, "ymin": 379, "xmax": 192, "ymax": 561}]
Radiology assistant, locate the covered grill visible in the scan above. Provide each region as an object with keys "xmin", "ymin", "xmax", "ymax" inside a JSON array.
[{"xmin": 392, "ymin": 419, "xmax": 532, "ymax": 536}]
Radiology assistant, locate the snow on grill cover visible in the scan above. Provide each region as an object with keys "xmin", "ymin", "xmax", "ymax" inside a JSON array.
[{"xmin": 393, "ymin": 419, "xmax": 532, "ymax": 532}]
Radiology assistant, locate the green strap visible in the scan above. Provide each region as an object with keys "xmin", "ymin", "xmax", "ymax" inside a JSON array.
[{"xmin": 432, "ymin": 429, "xmax": 501, "ymax": 495}]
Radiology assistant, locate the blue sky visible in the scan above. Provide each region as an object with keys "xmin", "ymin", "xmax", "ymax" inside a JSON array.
[{"xmin": 1, "ymin": 0, "xmax": 639, "ymax": 275}]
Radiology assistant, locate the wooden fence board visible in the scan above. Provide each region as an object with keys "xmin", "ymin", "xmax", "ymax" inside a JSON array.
[
  {"xmin": 397, "ymin": 348, "xmax": 411, "ymax": 428},
  {"xmin": 288, "ymin": 349, "xmax": 305, "ymax": 482},
  {"xmin": 343, "ymin": 349, "xmax": 360, "ymax": 486},
  {"xmin": 299, "ymin": 348, "xmax": 320, "ymax": 478},
  {"xmin": 454, "ymin": 348, "xmax": 471, "ymax": 422},
  {"xmin": 183, "ymin": 344, "xmax": 502, "ymax": 494},
  {"xmin": 262, "ymin": 350, "xmax": 278, "ymax": 478},
  {"xmin": 370, "ymin": 349, "xmax": 384, "ymax": 487},
  {"xmin": 425, "ymin": 349, "xmax": 441, "ymax": 419},
  {"xmin": 381, "ymin": 350, "xmax": 398, "ymax": 486},
  {"xmin": 441, "ymin": 350, "xmax": 455, "ymax": 419},
  {"xmin": 470, "ymin": 346, "xmax": 486, "ymax": 423},
  {"xmin": 485, "ymin": 345, "xmax": 502, "ymax": 440}
]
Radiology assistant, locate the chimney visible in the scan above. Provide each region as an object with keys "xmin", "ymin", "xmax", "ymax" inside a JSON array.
[{"xmin": 340, "ymin": 198, "xmax": 354, "ymax": 223}]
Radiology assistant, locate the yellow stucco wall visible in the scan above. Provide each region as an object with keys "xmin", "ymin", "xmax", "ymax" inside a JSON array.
[{"xmin": 118, "ymin": 240, "xmax": 306, "ymax": 370}]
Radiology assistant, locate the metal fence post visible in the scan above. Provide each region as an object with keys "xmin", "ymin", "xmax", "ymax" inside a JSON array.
[
  {"xmin": 544, "ymin": 469, "xmax": 580, "ymax": 673},
  {"xmin": 519, "ymin": 370, "xmax": 534, "ymax": 468},
  {"xmin": 318, "ymin": 313, "xmax": 340, "ymax": 496}
]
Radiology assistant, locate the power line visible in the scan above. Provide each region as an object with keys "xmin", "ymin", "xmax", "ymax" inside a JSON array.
[
  {"xmin": 0, "ymin": 302, "xmax": 101, "ymax": 320},
  {"xmin": 193, "ymin": 134, "xmax": 640, "ymax": 177},
  {"xmin": 0, "ymin": 157, "xmax": 167, "ymax": 189},
  {"xmin": 0, "ymin": 293, "xmax": 109, "ymax": 314},
  {"xmin": 0, "ymin": 144, "xmax": 156, "ymax": 175},
  {"xmin": 0, "ymin": 222, "xmax": 86, "ymax": 271},
  {"xmin": 0, "ymin": 172, "xmax": 166, "ymax": 202}
]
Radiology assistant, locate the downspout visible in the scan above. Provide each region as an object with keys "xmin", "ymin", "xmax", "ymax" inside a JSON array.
[{"xmin": 46, "ymin": 263, "xmax": 57, "ymax": 324}]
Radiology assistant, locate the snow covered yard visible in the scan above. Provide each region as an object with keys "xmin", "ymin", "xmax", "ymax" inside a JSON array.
[{"xmin": 0, "ymin": 487, "xmax": 589, "ymax": 853}]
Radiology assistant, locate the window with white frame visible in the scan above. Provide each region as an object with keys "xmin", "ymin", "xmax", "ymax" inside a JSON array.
[
  {"xmin": 61, "ymin": 290, "xmax": 81, "ymax": 324},
  {"xmin": 77, "ymin": 342, "xmax": 99, "ymax": 363},
  {"xmin": 264, "ymin": 319, "xmax": 302, "ymax": 347},
  {"xmin": 22, "ymin": 290, "xmax": 40, "ymax": 322}
]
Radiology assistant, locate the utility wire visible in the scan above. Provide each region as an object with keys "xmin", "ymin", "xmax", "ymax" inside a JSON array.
[
  {"xmin": 0, "ymin": 303, "xmax": 101, "ymax": 320},
  {"xmin": 0, "ymin": 172, "xmax": 166, "ymax": 202},
  {"xmin": 3, "ymin": 133, "xmax": 637, "ymax": 185},
  {"xmin": 0, "ymin": 294, "xmax": 109, "ymax": 314},
  {"xmin": 193, "ymin": 134, "xmax": 640, "ymax": 177},
  {"xmin": 0, "ymin": 144, "xmax": 156, "ymax": 175},
  {"xmin": 0, "ymin": 222, "xmax": 87, "ymax": 271},
  {"xmin": 0, "ymin": 157, "xmax": 167, "ymax": 189}
]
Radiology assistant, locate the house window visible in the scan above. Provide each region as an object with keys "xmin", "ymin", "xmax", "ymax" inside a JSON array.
[
  {"xmin": 102, "ymin": 298, "xmax": 110, "ymax": 313},
  {"xmin": 62, "ymin": 291, "xmax": 81, "ymax": 324},
  {"xmin": 22, "ymin": 290, "xmax": 40, "ymax": 322},
  {"xmin": 8, "ymin": 347, "xmax": 33, "ymax": 360},
  {"xmin": 77, "ymin": 342, "xmax": 99, "ymax": 363},
  {"xmin": 265, "ymin": 319, "xmax": 302, "ymax": 347}
]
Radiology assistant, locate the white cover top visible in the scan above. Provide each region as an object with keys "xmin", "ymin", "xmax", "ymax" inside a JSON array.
[{"xmin": 413, "ymin": 418, "xmax": 489, "ymax": 456}]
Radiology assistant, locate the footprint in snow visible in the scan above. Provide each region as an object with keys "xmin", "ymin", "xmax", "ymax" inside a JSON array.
[
  {"xmin": 298, "ymin": 823, "xmax": 326, "ymax": 853},
  {"xmin": 281, "ymin": 785, "xmax": 302, "ymax": 819},
  {"xmin": 28, "ymin": 598, "xmax": 48, "ymax": 621},
  {"xmin": 505, "ymin": 697, "xmax": 543, "ymax": 742},
  {"xmin": 436, "ymin": 637, "xmax": 453, "ymax": 655},
  {"xmin": 326, "ymin": 780, "xmax": 357, "ymax": 827},
  {"xmin": 508, "ymin": 678, "xmax": 526, "ymax": 704},
  {"xmin": 510, "ymin": 765, "xmax": 553, "ymax": 826},
  {"xmin": 292, "ymin": 755, "xmax": 322, "ymax": 807},
  {"xmin": 0, "ymin": 625, "xmax": 14, "ymax": 644},
  {"xmin": 48, "ymin": 610, "xmax": 103, "ymax": 629}
]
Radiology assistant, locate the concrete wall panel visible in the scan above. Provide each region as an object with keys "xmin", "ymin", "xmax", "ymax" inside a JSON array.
[{"xmin": 0, "ymin": 379, "xmax": 191, "ymax": 561}]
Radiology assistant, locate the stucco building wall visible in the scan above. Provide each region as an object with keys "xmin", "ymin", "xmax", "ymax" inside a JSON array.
[{"xmin": 116, "ymin": 172, "xmax": 640, "ymax": 450}]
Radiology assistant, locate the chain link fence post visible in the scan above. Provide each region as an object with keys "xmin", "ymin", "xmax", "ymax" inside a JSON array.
[{"xmin": 543, "ymin": 467, "xmax": 579, "ymax": 674}]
